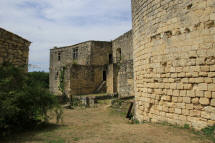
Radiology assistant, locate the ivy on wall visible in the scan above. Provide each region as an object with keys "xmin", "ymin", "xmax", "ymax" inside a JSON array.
[{"xmin": 58, "ymin": 67, "xmax": 66, "ymax": 96}]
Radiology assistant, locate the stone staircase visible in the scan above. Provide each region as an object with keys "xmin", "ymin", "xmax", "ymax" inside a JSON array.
[{"xmin": 94, "ymin": 81, "xmax": 106, "ymax": 93}]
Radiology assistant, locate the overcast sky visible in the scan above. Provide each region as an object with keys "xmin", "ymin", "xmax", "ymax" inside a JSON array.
[{"xmin": 0, "ymin": 0, "xmax": 132, "ymax": 72}]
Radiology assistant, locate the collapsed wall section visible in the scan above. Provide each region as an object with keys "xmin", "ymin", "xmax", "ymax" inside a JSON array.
[{"xmin": 132, "ymin": 0, "xmax": 215, "ymax": 129}]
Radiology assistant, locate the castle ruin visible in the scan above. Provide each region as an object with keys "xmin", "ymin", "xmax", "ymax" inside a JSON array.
[
  {"xmin": 49, "ymin": 0, "xmax": 215, "ymax": 130},
  {"xmin": 49, "ymin": 30, "xmax": 134, "ymax": 98}
]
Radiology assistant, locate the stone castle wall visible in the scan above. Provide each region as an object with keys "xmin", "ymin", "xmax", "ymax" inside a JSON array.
[
  {"xmin": 132, "ymin": 0, "xmax": 215, "ymax": 129},
  {"xmin": 112, "ymin": 30, "xmax": 134, "ymax": 98},
  {"xmin": 0, "ymin": 28, "xmax": 31, "ymax": 70},
  {"xmin": 49, "ymin": 41, "xmax": 112, "ymax": 96}
]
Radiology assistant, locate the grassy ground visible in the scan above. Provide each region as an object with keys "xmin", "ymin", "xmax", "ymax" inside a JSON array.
[{"xmin": 2, "ymin": 104, "xmax": 213, "ymax": 143}]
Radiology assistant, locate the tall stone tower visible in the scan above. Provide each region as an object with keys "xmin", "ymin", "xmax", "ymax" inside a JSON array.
[{"xmin": 132, "ymin": 0, "xmax": 215, "ymax": 129}]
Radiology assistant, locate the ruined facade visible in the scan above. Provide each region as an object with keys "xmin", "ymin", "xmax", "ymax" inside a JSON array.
[
  {"xmin": 112, "ymin": 30, "xmax": 134, "ymax": 98},
  {"xmin": 49, "ymin": 41, "xmax": 112, "ymax": 96},
  {"xmin": 0, "ymin": 27, "xmax": 31, "ymax": 70},
  {"xmin": 49, "ymin": 31, "xmax": 134, "ymax": 98},
  {"xmin": 132, "ymin": 0, "xmax": 215, "ymax": 129}
]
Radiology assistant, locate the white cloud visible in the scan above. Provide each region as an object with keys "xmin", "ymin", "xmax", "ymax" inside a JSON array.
[{"xmin": 0, "ymin": 0, "xmax": 132, "ymax": 71}]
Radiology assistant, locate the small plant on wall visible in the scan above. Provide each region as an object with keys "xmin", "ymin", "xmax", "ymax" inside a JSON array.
[
  {"xmin": 72, "ymin": 60, "xmax": 78, "ymax": 65},
  {"xmin": 58, "ymin": 67, "xmax": 68, "ymax": 101}
]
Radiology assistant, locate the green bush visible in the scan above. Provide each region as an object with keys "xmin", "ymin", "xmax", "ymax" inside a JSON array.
[
  {"xmin": 27, "ymin": 71, "xmax": 49, "ymax": 89},
  {"xmin": 0, "ymin": 63, "xmax": 60, "ymax": 136}
]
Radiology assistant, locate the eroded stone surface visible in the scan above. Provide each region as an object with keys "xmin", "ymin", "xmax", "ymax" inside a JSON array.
[{"xmin": 132, "ymin": 0, "xmax": 215, "ymax": 130}]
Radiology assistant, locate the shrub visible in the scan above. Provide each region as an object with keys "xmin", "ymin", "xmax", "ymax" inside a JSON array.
[
  {"xmin": 27, "ymin": 71, "xmax": 49, "ymax": 89},
  {"xmin": 0, "ymin": 63, "xmax": 61, "ymax": 136}
]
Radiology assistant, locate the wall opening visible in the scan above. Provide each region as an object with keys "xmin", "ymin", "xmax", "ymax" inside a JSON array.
[
  {"xmin": 103, "ymin": 71, "xmax": 107, "ymax": 81},
  {"xmin": 73, "ymin": 48, "xmax": 78, "ymax": 60},
  {"xmin": 116, "ymin": 48, "xmax": 122, "ymax": 62},
  {"xmin": 109, "ymin": 54, "xmax": 113, "ymax": 64},
  {"xmin": 58, "ymin": 53, "xmax": 61, "ymax": 61}
]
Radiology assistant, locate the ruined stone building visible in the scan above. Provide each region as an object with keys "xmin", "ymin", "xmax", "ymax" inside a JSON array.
[
  {"xmin": 0, "ymin": 27, "xmax": 31, "ymax": 71},
  {"xmin": 49, "ymin": 32, "xmax": 134, "ymax": 98},
  {"xmin": 132, "ymin": 0, "xmax": 215, "ymax": 129}
]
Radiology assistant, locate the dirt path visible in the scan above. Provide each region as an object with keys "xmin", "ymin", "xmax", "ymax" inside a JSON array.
[{"xmin": 3, "ymin": 105, "xmax": 212, "ymax": 143}]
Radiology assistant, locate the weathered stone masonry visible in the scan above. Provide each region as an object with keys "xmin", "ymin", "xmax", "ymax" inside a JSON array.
[
  {"xmin": 0, "ymin": 27, "xmax": 31, "ymax": 70},
  {"xmin": 50, "ymin": 31, "xmax": 134, "ymax": 98},
  {"xmin": 112, "ymin": 30, "xmax": 134, "ymax": 98},
  {"xmin": 132, "ymin": 0, "xmax": 215, "ymax": 129},
  {"xmin": 49, "ymin": 41, "xmax": 112, "ymax": 96}
]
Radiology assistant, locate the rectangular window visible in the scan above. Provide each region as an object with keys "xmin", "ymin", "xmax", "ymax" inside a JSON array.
[
  {"xmin": 58, "ymin": 53, "xmax": 61, "ymax": 61},
  {"xmin": 73, "ymin": 48, "xmax": 78, "ymax": 60}
]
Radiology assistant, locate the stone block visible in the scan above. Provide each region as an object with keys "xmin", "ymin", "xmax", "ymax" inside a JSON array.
[
  {"xmin": 178, "ymin": 97, "xmax": 183, "ymax": 103},
  {"xmin": 212, "ymin": 92, "xmax": 215, "ymax": 99},
  {"xmin": 172, "ymin": 97, "xmax": 178, "ymax": 102},
  {"xmin": 180, "ymin": 90, "xmax": 187, "ymax": 97},
  {"xmin": 210, "ymin": 65, "xmax": 215, "ymax": 72},
  {"xmin": 209, "ymin": 72, "xmax": 215, "ymax": 78},
  {"xmin": 196, "ymin": 91, "xmax": 204, "ymax": 97},
  {"xmin": 162, "ymin": 96, "xmax": 172, "ymax": 101},
  {"xmin": 199, "ymin": 98, "xmax": 210, "ymax": 105},
  {"xmin": 187, "ymin": 90, "xmax": 195, "ymax": 97},
  {"xmin": 175, "ymin": 108, "xmax": 182, "ymax": 114},
  {"xmin": 205, "ymin": 78, "xmax": 213, "ymax": 83},
  {"xmin": 198, "ymin": 83, "xmax": 208, "ymax": 91},
  {"xmin": 183, "ymin": 97, "xmax": 191, "ymax": 103},
  {"xmin": 186, "ymin": 104, "xmax": 194, "ymax": 110},
  {"xmin": 190, "ymin": 110, "xmax": 201, "ymax": 117},
  {"xmin": 208, "ymin": 84, "xmax": 215, "ymax": 91},
  {"xmin": 173, "ymin": 90, "xmax": 179, "ymax": 96},
  {"xmin": 200, "ymin": 66, "xmax": 210, "ymax": 72},
  {"xmin": 201, "ymin": 111, "xmax": 211, "ymax": 119},
  {"xmin": 211, "ymin": 99, "xmax": 215, "ymax": 107},
  {"xmin": 182, "ymin": 109, "xmax": 190, "ymax": 116},
  {"xmin": 205, "ymin": 91, "xmax": 212, "ymax": 98},
  {"xmin": 192, "ymin": 98, "xmax": 199, "ymax": 104}
]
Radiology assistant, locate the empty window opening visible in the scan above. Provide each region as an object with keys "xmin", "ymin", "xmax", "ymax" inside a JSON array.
[
  {"xmin": 116, "ymin": 48, "xmax": 122, "ymax": 62},
  {"xmin": 58, "ymin": 53, "xmax": 61, "ymax": 61},
  {"xmin": 103, "ymin": 71, "xmax": 107, "ymax": 81},
  {"xmin": 73, "ymin": 48, "xmax": 78, "ymax": 60},
  {"xmin": 109, "ymin": 54, "xmax": 113, "ymax": 64}
]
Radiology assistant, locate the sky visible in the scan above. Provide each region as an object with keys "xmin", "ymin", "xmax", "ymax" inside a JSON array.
[{"xmin": 0, "ymin": 0, "xmax": 132, "ymax": 72}]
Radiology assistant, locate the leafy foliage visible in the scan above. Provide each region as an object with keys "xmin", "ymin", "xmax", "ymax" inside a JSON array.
[
  {"xmin": 0, "ymin": 63, "xmax": 61, "ymax": 136},
  {"xmin": 27, "ymin": 71, "xmax": 49, "ymax": 89}
]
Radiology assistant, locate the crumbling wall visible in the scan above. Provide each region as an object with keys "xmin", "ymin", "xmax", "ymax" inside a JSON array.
[
  {"xmin": 112, "ymin": 30, "xmax": 134, "ymax": 98},
  {"xmin": 113, "ymin": 30, "xmax": 133, "ymax": 63},
  {"xmin": 0, "ymin": 28, "xmax": 31, "ymax": 70},
  {"xmin": 49, "ymin": 41, "xmax": 111, "ymax": 96},
  {"xmin": 91, "ymin": 41, "xmax": 112, "ymax": 65},
  {"xmin": 49, "ymin": 42, "xmax": 91, "ymax": 95},
  {"xmin": 132, "ymin": 0, "xmax": 215, "ymax": 129}
]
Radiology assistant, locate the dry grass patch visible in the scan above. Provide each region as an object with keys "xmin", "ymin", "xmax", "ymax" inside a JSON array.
[{"xmin": 2, "ymin": 105, "xmax": 213, "ymax": 143}]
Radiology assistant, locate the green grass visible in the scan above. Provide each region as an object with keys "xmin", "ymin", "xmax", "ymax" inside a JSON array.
[
  {"xmin": 46, "ymin": 139, "xmax": 65, "ymax": 143},
  {"xmin": 72, "ymin": 137, "xmax": 80, "ymax": 141},
  {"xmin": 201, "ymin": 125, "xmax": 215, "ymax": 142}
]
